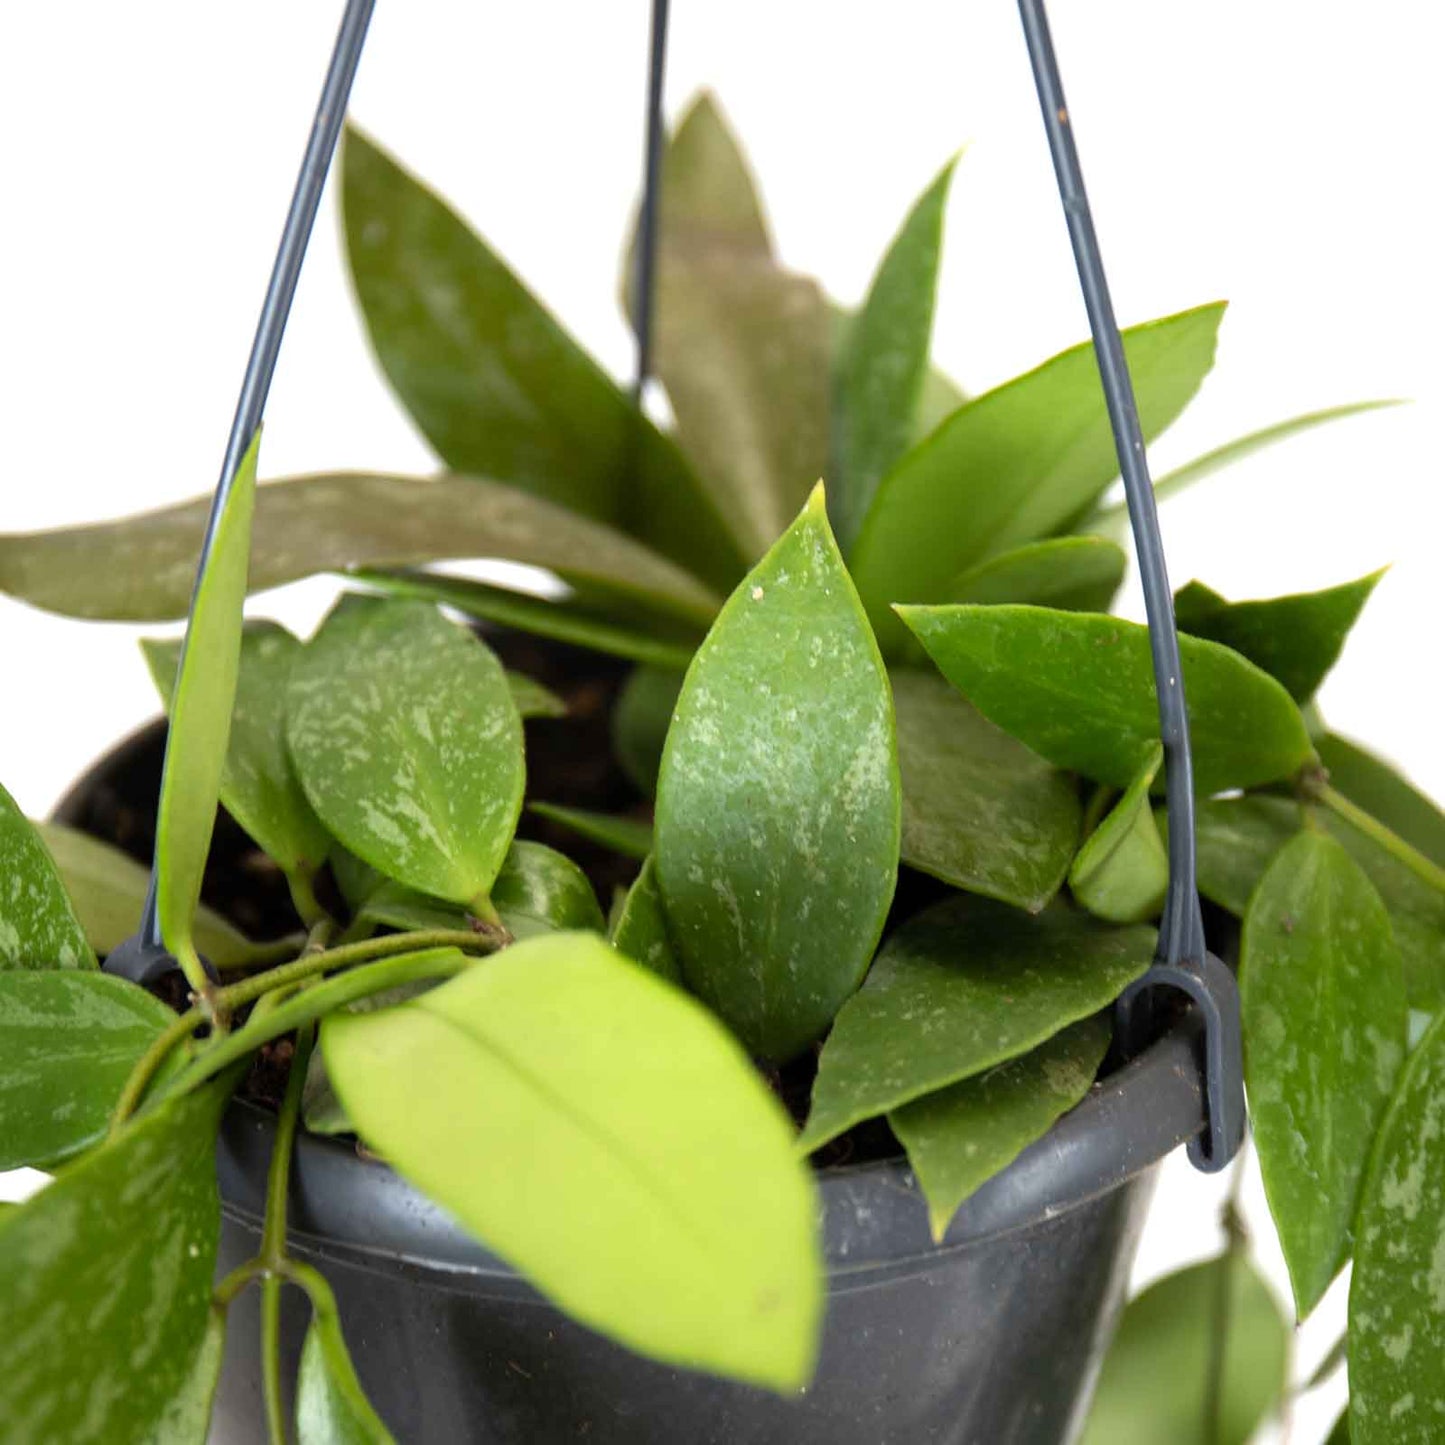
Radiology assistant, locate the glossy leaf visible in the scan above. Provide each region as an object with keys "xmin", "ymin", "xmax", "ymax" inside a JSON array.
[
  {"xmin": 1080, "ymin": 1254, "xmax": 1290, "ymax": 1445},
  {"xmin": 850, "ymin": 303, "xmax": 1225, "ymax": 649},
  {"xmin": 1316, "ymin": 732, "xmax": 1445, "ymax": 867},
  {"xmin": 889, "ymin": 1017, "xmax": 1109, "ymax": 1240},
  {"xmin": 296, "ymin": 1281, "xmax": 395, "ymax": 1444},
  {"xmin": 1242, "ymin": 831, "xmax": 1407, "ymax": 1316},
  {"xmin": 1174, "ymin": 570, "xmax": 1384, "ymax": 702},
  {"xmin": 940, "ymin": 535, "xmax": 1127, "ymax": 612},
  {"xmin": 287, "ymin": 598, "xmax": 524, "ymax": 910},
  {"xmin": 612, "ymin": 665, "xmax": 685, "ymax": 796},
  {"xmin": 0, "ymin": 783, "xmax": 93, "ymax": 970},
  {"xmin": 492, "ymin": 841, "xmax": 605, "ymax": 937},
  {"xmin": 343, "ymin": 127, "xmax": 743, "ymax": 592},
  {"xmin": 656, "ymin": 486, "xmax": 900, "ymax": 1061},
  {"xmin": 528, "ymin": 803, "xmax": 653, "ymax": 862},
  {"xmin": 505, "ymin": 670, "xmax": 567, "ymax": 720},
  {"xmin": 900, "ymin": 604, "xmax": 1314, "ymax": 794},
  {"xmin": 831, "ymin": 157, "xmax": 956, "ymax": 550},
  {"xmin": 1069, "ymin": 745, "xmax": 1168, "ymax": 924},
  {"xmin": 609, "ymin": 855, "xmax": 682, "ymax": 984},
  {"xmin": 892, "ymin": 669, "xmax": 1079, "ymax": 912},
  {"xmin": 143, "ymin": 1306, "xmax": 226, "ymax": 1445},
  {"xmin": 321, "ymin": 932, "xmax": 822, "ymax": 1389},
  {"xmin": 0, "ymin": 1083, "xmax": 225, "ymax": 1443},
  {"xmin": 1349, "ymin": 1010, "xmax": 1445, "ymax": 1444},
  {"xmin": 798, "ymin": 895, "xmax": 1152, "ymax": 1152}
]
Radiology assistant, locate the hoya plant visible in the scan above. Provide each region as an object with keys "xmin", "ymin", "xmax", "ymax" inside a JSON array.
[{"xmin": 0, "ymin": 92, "xmax": 1438, "ymax": 1445}]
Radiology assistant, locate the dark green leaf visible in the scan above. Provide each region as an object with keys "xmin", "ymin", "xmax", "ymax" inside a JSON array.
[
  {"xmin": 1069, "ymin": 745, "xmax": 1168, "ymax": 924},
  {"xmin": 528, "ymin": 803, "xmax": 653, "ymax": 862},
  {"xmin": 1241, "ymin": 830, "xmax": 1407, "ymax": 1316},
  {"xmin": 321, "ymin": 932, "xmax": 822, "ymax": 1389},
  {"xmin": 798, "ymin": 895, "xmax": 1152, "ymax": 1153},
  {"xmin": 1190, "ymin": 796, "xmax": 1299, "ymax": 915},
  {"xmin": 900, "ymin": 604, "xmax": 1314, "ymax": 794},
  {"xmin": 1316, "ymin": 733, "xmax": 1445, "ymax": 868},
  {"xmin": 491, "ymin": 841, "xmax": 605, "ymax": 937},
  {"xmin": 892, "ymin": 669, "xmax": 1080, "ymax": 912},
  {"xmin": 295, "ymin": 1281, "xmax": 395, "ymax": 1444},
  {"xmin": 889, "ymin": 1017, "xmax": 1109, "ymax": 1240},
  {"xmin": 143, "ymin": 1306, "xmax": 226, "ymax": 1445},
  {"xmin": 505, "ymin": 670, "xmax": 567, "ymax": 720},
  {"xmin": 609, "ymin": 855, "xmax": 682, "ymax": 984},
  {"xmin": 1327, "ymin": 1408, "xmax": 1351, "ymax": 1444},
  {"xmin": 612, "ymin": 665, "xmax": 685, "ymax": 797},
  {"xmin": 0, "ymin": 783, "xmax": 93, "ymax": 970},
  {"xmin": 940, "ymin": 535, "xmax": 1127, "ymax": 612},
  {"xmin": 656, "ymin": 486, "xmax": 901, "ymax": 1061}
]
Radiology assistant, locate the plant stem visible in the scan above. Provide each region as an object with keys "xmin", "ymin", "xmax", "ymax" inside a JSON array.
[
  {"xmin": 109, "ymin": 1006, "xmax": 204, "ymax": 1136},
  {"xmin": 1314, "ymin": 782, "xmax": 1445, "ymax": 896},
  {"xmin": 286, "ymin": 868, "xmax": 329, "ymax": 931},
  {"xmin": 1202, "ymin": 1149, "xmax": 1249, "ymax": 1445}
]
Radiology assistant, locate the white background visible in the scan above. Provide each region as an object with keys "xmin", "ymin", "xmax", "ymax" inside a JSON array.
[{"xmin": 4, "ymin": 4, "xmax": 1443, "ymax": 1439}]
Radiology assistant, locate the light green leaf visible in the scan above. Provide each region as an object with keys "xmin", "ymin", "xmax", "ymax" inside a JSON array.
[
  {"xmin": 343, "ymin": 128, "xmax": 744, "ymax": 593},
  {"xmin": 0, "ymin": 971, "xmax": 179, "ymax": 1171},
  {"xmin": 892, "ymin": 669, "xmax": 1080, "ymax": 912},
  {"xmin": 609, "ymin": 855, "xmax": 682, "ymax": 984},
  {"xmin": 1069, "ymin": 744, "xmax": 1168, "ymax": 924},
  {"xmin": 143, "ymin": 1306, "xmax": 226, "ymax": 1445},
  {"xmin": 287, "ymin": 598, "xmax": 524, "ymax": 910},
  {"xmin": 900, "ymin": 604, "xmax": 1315, "ymax": 795},
  {"xmin": 528, "ymin": 803, "xmax": 653, "ymax": 862},
  {"xmin": 1348, "ymin": 1009, "xmax": 1445, "ymax": 1445},
  {"xmin": 1080, "ymin": 1254, "xmax": 1290, "ymax": 1445},
  {"xmin": 0, "ymin": 783, "xmax": 94, "ymax": 970},
  {"xmin": 612, "ymin": 665, "xmax": 685, "ymax": 797},
  {"xmin": 1316, "ymin": 733, "xmax": 1445, "ymax": 868},
  {"xmin": 295, "ymin": 1278, "xmax": 395, "ymax": 1444},
  {"xmin": 938, "ymin": 535, "xmax": 1127, "ymax": 614},
  {"xmin": 0, "ymin": 1083, "xmax": 225, "ymax": 1444},
  {"xmin": 1242, "ymin": 831, "xmax": 1407, "ymax": 1317},
  {"xmin": 889, "ymin": 1016, "xmax": 1109, "ymax": 1240},
  {"xmin": 320, "ymin": 932, "xmax": 822, "ymax": 1390},
  {"xmin": 155, "ymin": 429, "xmax": 260, "ymax": 986},
  {"xmin": 851, "ymin": 303, "xmax": 1225, "ymax": 650},
  {"xmin": 505, "ymin": 670, "xmax": 567, "ymax": 720},
  {"xmin": 831, "ymin": 157, "xmax": 957, "ymax": 550},
  {"xmin": 798, "ymin": 895, "xmax": 1152, "ymax": 1153},
  {"xmin": 656, "ymin": 485, "xmax": 901, "ymax": 1061}
]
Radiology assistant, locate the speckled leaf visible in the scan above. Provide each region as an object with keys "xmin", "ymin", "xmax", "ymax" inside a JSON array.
[
  {"xmin": 1242, "ymin": 831, "xmax": 1407, "ymax": 1317},
  {"xmin": 343, "ymin": 128, "xmax": 743, "ymax": 592},
  {"xmin": 610, "ymin": 855, "xmax": 682, "ymax": 984},
  {"xmin": 1175, "ymin": 570, "xmax": 1385, "ymax": 703},
  {"xmin": 612, "ymin": 665, "xmax": 685, "ymax": 796},
  {"xmin": 0, "ymin": 1083, "xmax": 225, "ymax": 1444},
  {"xmin": 1316, "ymin": 733, "xmax": 1445, "ymax": 867},
  {"xmin": 1080, "ymin": 1254, "xmax": 1290, "ymax": 1445},
  {"xmin": 505, "ymin": 671, "xmax": 567, "ymax": 720},
  {"xmin": 321, "ymin": 932, "xmax": 822, "ymax": 1389},
  {"xmin": 142, "ymin": 1306, "xmax": 226, "ymax": 1445},
  {"xmin": 850, "ymin": 303, "xmax": 1225, "ymax": 650},
  {"xmin": 0, "ymin": 783, "xmax": 93, "ymax": 970},
  {"xmin": 0, "ymin": 971, "xmax": 178, "ymax": 1170},
  {"xmin": 900, "ymin": 605, "xmax": 1314, "ymax": 795},
  {"xmin": 940, "ymin": 535, "xmax": 1127, "ymax": 612},
  {"xmin": 798, "ymin": 895, "xmax": 1152, "ymax": 1153},
  {"xmin": 528, "ymin": 804, "xmax": 653, "ymax": 862},
  {"xmin": 892, "ymin": 669, "xmax": 1079, "ymax": 912},
  {"xmin": 287, "ymin": 598, "xmax": 524, "ymax": 910},
  {"xmin": 296, "ymin": 1288, "xmax": 395, "ymax": 1444},
  {"xmin": 1069, "ymin": 745, "xmax": 1168, "ymax": 924},
  {"xmin": 831, "ymin": 158, "xmax": 956, "ymax": 550},
  {"xmin": 1349, "ymin": 1010, "xmax": 1445, "ymax": 1444},
  {"xmin": 655, "ymin": 486, "xmax": 901, "ymax": 1062},
  {"xmin": 889, "ymin": 1017, "xmax": 1109, "ymax": 1240}
]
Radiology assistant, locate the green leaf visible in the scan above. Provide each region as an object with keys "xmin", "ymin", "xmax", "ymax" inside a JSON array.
[
  {"xmin": 528, "ymin": 803, "xmax": 653, "ymax": 862},
  {"xmin": 1080, "ymin": 1254, "xmax": 1290, "ymax": 1445},
  {"xmin": 798, "ymin": 895, "xmax": 1152, "ymax": 1153},
  {"xmin": 505, "ymin": 670, "xmax": 567, "ymax": 720},
  {"xmin": 940, "ymin": 535, "xmax": 1127, "ymax": 612},
  {"xmin": 0, "ymin": 971, "xmax": 179, "ymax": 1171},
  {"xmin": 1315, "ymin": 733, "xmax": 1445, "ymax": 868},
  {"xmin": 889, "ymin": 1016, "xmax": 1109, "ymax": 1240},
  {"xmin": 0, "ymin": 1083, "xmax": 225, "ymax": 1444},
  {"xmin": 491, "ymin": 841, "xmax": 605, "ymax": 938},
  {"xmin": 343, "ymin": 128, "xmax": 744, "ymax": 593},
  {"xmin": 287, "ymin": 598, "xmax": 524, "ymax": 910},
  {"xmin": 1326, "ymin": 1408, "xmax": 1351, "ymax": 1444},
  {"xmin": 850, "ymin": 303, "xmax": 1225, "ymax": 650},
  {"xmin": 1241, "ymin": 830, "xmax": 1408, "ymax": 1317},
  {"xmin": 320, "ymin": 931, "xmax": 822, "ymax": 1390},
  {"xmin": 609, "ymin": 855, "xmax": 682, "ymax": 984},
  {"xmin": 612, "ymin": 665, "xmax": 685, "ymax": 797},
  {"xmin": 1348, "ymin": 1009, "xmax": 1445, "ymax": 1445},
  {"xmin": 0, "ymin": 472, "xmax": 721, "ymax": 627},
  {"xmin": 0, "ymin": 783, "xmax": 94, "ymax": 970},
  {"xmin": 892, "ymin": 669, "xmax": 1080, "ymax": 912},
  {"xmin": 831, "ymin": 157, "xmax": 957, "ymax": 550},
  {"xmin": 656, "ymin": 486, "xmax": 901, "ymax": 1061},
  {"xmin": 900, "ymin": 604, "xmax": 1315, "ymax": 795},
  {"xmin": 155, "ymin": 429, "xmax": 260, "ymax": 986},
  {"xmin": 295, "ymin": 1280, "xmax": 395, "ymax": 1444},
  {"xmin": 142, "ymin": 1306, "xmax": 226, "ymax": 1445},
  {"xmin": 143, "ymin": 621, "xmax": 330, "ymax": 886},
  {"xmin": 1174, "ymin": 570, "xmax": 1385, "ymax": 703},
  {"xmin": 1069, "ymin": 745, "xmax": 1168, "ymax": 924}
]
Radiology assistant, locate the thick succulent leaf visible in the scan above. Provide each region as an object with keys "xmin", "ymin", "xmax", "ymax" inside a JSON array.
[
  {"xmin": 798, "ymin": 895, "xmax": 1152, "ymax": 1153},
  {"xmin": 612, "ymin": 665, "xmax": 685, "ymax": 796},
  {"xmin": 1316, "ymin": 733, "xmax": 1445, "ymax": 867},
  {"xmin": 900, "ymin": 604, "xmax": 1315, "ymax": 795},
  {"xmin": 889, "ymin": 1016, "xmax": 1109, "ymax": 1240},
  {"xmin": 142, "ymin": 1306, "xmax": 226, "ymax": 1445},
  {"xmin": 1349, "ymin": 1010, "xmax": 1445, "ymax": 1444},
  {"xmin": 321, "ymin": 932, "xmax": 822, "ymax": 1390},
  {"xmin": 295, "ymin": 1288, "xmax": 396, "ymax": 1444},
  {"xmin": 609, "ymin": 855, "xmax": 682, "ymax": 984},
  {"xmin": 1242, "ymin": 831, "xmax": 1408, "ymax": 1317},
  {"xmin": 0, "ymin": 783, "xmax": 93, "ymax": 970},
  {"xmin": 850, "ymin": 303, "xmax": 1225, "ymax": 649},
  {"xmin": 1069, "ymin": 745, "xmax": 1168, "ymax": 924},
  {"xmin": 491, "ymin": 841, "xmax": 604, "ymax": 937},
  {"xmin": 892, "ymin": 669, "xmax": 1079, "ymax": 912},
  {"xmin": 343, "ymin": 128, "xmax": 743, "ymax": 592},
  {"xmin": 1174, "ymin": 570, "xmax": 1385, "ymax": 703},
  {"xmin": 0, "ymin": 472, "xmax": 721, "ymax": 627},
  {"xmin": 0, "ymin": 1083, "xmax": 225, "ymax": 1444},
  {"xmin": 655, "ymin": 487, "xmax": 900, "ymax": 1062},
  {"xmin": 288, "ymin": 598, "xmax": 524, "ymax": 910},
  {"xmin": 528, "ymin": 804, "xmax": 653, "ymax": 862},
  {"xmin": 505, "ymin": 670, "xmax": 567, "ymax": 720},
  {"xmin": 831, "ymin": 157, "xmax": 956, "ymax": 550},
  {"xmin": 1080, "ymin": 1254, "xmax": 1290, "ymax": 1445},
  {"xmin": 940, "ymin": 535, "xmax": 1127, "ymax": 612}
]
